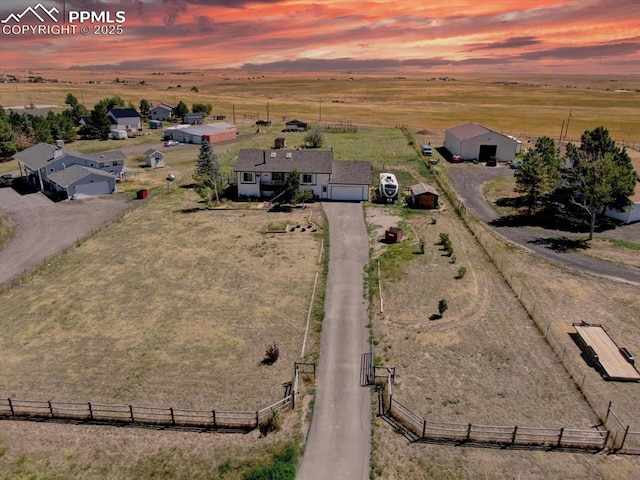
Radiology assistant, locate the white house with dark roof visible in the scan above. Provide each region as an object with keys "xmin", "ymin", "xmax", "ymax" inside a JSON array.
[
  {"xmin": 107, "ymin": 108, "xmax": 142, "ymax": 132},
  {"xmin": 234, "ymin": 149, "xmax": 371, "ymax": 201},
  {"xmin": 13, "ymin": 142, "xmax": 123, "ymax": 197},
  {"xmin": 444, "ymin": 122, "xmax": 522, "ymax": 162}
]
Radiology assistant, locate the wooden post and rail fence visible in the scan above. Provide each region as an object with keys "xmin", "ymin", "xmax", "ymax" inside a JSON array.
[
  {"xmin": 0, "ymin": 362, "xmax": 316, "ymax": 433},
  {"xmin": 373, "ymin": 366, "xmax": 640, "ymax": 453}
]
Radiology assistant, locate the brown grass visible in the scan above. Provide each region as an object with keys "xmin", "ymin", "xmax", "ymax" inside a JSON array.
[{"xmin": 0, "ymin": 189, "xmax": 324, "ymax": 409}]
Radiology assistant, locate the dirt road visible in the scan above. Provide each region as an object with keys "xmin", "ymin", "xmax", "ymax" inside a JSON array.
[
  {"xmin": 298, "ymin": 202, "xmax": 371, "ymax": 480},
  {"xmin": 447, "ymin": 164, "xmax": 640, "ymax": 284},
  {"xmin": 0, "ymin": 187, "xmax": 130, "ymax": 285}
]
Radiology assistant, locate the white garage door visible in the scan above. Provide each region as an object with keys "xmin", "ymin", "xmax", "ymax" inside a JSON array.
[
  {"xmin": 330, "ymin": 185, "xmax": 366, "ymax": 201},
  {"xmin": 75, "ymin": 181, "xmax": 111, "ymax": 196}
]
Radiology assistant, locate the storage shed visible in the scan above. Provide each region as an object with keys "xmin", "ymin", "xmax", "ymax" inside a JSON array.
[
  {"xmin": 408, "ymin": 183, "xmax": 439, "ymax": 209},
  {"xmin": 444, "ymin": 122, "xmax": 522, "ymax": 163},
  {"xmin": 274, "ymin": 137, "xmax": 287, "ymax": 149},
  {"xmin": 144, "ymin": 149, "xmax": 165, "ymax": 168}
]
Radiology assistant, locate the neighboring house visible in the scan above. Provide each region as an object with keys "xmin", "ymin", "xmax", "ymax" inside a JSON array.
[
  {"xmin": 407, "ymin": 183, "xmax": 439, "ymax": 209},
  {"xmin": 48, "ymin": 165, "xmax": 116, "ymax": 199},
  {"xmin": 13, "ymin": 141, "xmax": 124, "ymax": 196},
  {"xmin": 107, "ymin": 108, "xmax": 142, "ymax": 132},
  {"xmin": 284, "ymin": 119, "xmax": 308, "ymax": 132},
  {"xmin": 163, "ymin": 123, "xmax": 237, "ymax": 145},
  {"xmin": 144, "ymin": 149, "xmax": 165, "ymax": 168},
  {"xmin": 150, "ymin": 103, "xmax": 174, "ymax": 121},
  {"xmin": 444, "ymin": 122, "xmax": 522, "ymax": 162},
  {"xmin": 234, "ymin": 149, "xmax": 371, "ymax": 202},
  {"xmin": 604, "ymin": 154, "xmax": 640, "ymax": 224},
  {"xmin": 184, "ymin": 112, "xmax": 204, "ymax": 125}
]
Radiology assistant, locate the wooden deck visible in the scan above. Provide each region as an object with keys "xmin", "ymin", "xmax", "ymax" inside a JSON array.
[{"xmin": 574, "ymin": 323, "xmax": 640, "ymax": 382}]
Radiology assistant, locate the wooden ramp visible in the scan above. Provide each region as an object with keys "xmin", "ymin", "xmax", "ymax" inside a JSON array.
[{"xmin": 573, "ymin": 322, "xmax": 640, "ymax": 382}]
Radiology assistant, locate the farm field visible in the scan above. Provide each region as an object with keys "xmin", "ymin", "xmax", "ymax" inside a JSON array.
[{"xmin": 1, "ymin": 71, "xmax": 639, "ymax": 478}]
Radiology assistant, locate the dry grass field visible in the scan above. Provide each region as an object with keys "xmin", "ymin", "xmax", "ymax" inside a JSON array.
[{"xmin": 1, "ymin": 70, "xmax": 639, "ymax": 478}]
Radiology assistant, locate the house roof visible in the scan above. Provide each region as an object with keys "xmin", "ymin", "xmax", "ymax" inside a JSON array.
[
  {"xmin": 13, "ymin": 142, "xmax": 57, "ymax": 169},
  {"xmin": 286, "ymin": 119, "xmax": 307, "ymax": 125},
  {"xmin": 447, "ymin": 122, "xmax": 490, "ymax": 140},
  {"xmin": 329, "ymin": 161, "xmax": 372, "ymax": 185},
  {"xmin": 235, "ymin": 149, "xmax": 334, "ymax": 174},
  {"xmin": 164, "ymin": 123, "xmax": 236, "ymax": 136},
  {"xmin": 144, "ymin": 148, "xmax": 163, "ymax": 157},
  {"xmin": 86, "ymin": 150, "xmax": 127, "ymax": 163},
  {"xmin": 410, "ymin": 182, "xmax": 439, "ymax": 196},
  {"xmin": 48, "ymin": 165, "xmax": 115, "ymax": 188},
  {"xmin": 108, "ymin": 108, "xmax": 141, "ymax": 118},
  {"xmin": 151, "ymin": 103, "xmax": 174, "ymax": 112}
]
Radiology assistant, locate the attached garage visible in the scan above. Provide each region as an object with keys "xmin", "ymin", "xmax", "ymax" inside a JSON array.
[
  {"xmin": 330, "ymin": 185, "xmax": 368, "ymax": 201},
  {"xmin": 328, "ymin": 161, "xmax": 372, "ymax": 202},
  {"xmin": 48, "ymin": 165, "xmax": 116, "ymax": 199}
]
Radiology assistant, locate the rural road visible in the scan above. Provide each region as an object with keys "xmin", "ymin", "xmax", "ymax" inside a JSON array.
[
  {"xmin": 298, "ymin": 202, "xmax": 371, "ymax": 480},
  {"xmin": 0, "ymin": 185, "xmax": 130, "ymax": 285},
  {"xmin": 447, "ymin": 164, "xmax": 640, "ymax": 284}
]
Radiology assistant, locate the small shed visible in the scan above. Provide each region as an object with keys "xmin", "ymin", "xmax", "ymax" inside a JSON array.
[
  {"xmin": 144, "ymin": 149, "xmax": 165, "ymax": 168},
  {"xmin": 408, "ymin": 183, "xmax": 439, "ymax": 209},
  {"xmin": 274, "ymin": 137, "xmax": 287, "ymax": 149}
]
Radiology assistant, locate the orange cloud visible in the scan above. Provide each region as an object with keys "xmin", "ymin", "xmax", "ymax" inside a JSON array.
[{"xmin": 0, "ymin": 0, "xmax": 638, "ymax": 73}]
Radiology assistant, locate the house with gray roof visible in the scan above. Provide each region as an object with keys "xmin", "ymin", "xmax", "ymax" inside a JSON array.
[
  {"xmin": 13, "ymin": 141, "xmax": 124, "ymax": 197},
  {"xmin": 234, "ymin": 149, "xmax": 371, "ymax": 201},
  {"xmin": 163, "ymin": 122, "xmax": 237, "ymax": 145},
  {"xmin": 150, "ymin": 103, "xmax": 174, "ymax": 121}
]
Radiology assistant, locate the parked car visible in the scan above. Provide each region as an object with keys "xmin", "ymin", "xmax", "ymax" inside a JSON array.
[
  {"xmin": 256, "ymin": 120, "xmax": 272, "ymax": 126},
  {"xmin": 510, "ymin": 160, "xmax": 524, "ymax": 169},
  {"xmin": 164, "ymin": 140, "xmax": 179, "ymax": 147},
  {"xmin": 450, "ymin": 155, "xmax": 463, "ymax": 163},
  {"xmin": 486, "ymin": 157, "xmax": 497, "ymax": 167},
  {"xmin": 0, "ymin": 173, "xmax": 14, "ymax": 187}
]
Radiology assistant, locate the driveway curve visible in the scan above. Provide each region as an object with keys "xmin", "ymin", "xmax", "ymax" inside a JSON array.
[
  {"xmin": 0, "ymin": 187, "xmax": 130, "ymax": 285},
  {"xmin": 447, "ymin": 164, "xmax": 640, "ymax": 284},
  {"xmin": 298, "ymin": 202, "xmax": 371, "ymax": 480}
]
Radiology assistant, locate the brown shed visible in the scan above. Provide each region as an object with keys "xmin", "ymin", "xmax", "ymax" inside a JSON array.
[
  {"xmin": 274, "ymin": 137, "xmax": 287, "ymax": 149},
  {"xmin": 408, "ymin": 182, "xmax": 439, "ymax": 209}
]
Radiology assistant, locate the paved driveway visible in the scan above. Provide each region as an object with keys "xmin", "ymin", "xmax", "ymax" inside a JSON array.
[
  {"xmin": 447, "ymin": 164, "xmax": 640, "ymax": 284},
  {"xmin": 0, "ymin": 186, "xmax": 130, "ymax": 285},
  {"xmin": 298, "ymin": 202, "xmax": 371, "ymax": 480}
]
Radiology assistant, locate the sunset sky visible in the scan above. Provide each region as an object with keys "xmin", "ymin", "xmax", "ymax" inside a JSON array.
[{"xmin": 1, "ymin": 0, "xmax": 639, "ymax": 73}]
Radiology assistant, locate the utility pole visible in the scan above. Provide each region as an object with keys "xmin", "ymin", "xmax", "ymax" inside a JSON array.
[{"xmin": 319, "ymin": 99, "xmax": 322, "ymax": 121}]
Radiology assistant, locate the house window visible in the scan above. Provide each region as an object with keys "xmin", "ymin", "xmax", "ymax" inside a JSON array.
[
  {"xmin": 272, "ymin": 172, "xmax": 284, "ymax": 182},
  {"xmin": 242, "ymin": 172, "xmax": 255, "ymax": 183},
  {"xmin": 302, "ymin": 174, "xmax": 313, "ymax": 184}
]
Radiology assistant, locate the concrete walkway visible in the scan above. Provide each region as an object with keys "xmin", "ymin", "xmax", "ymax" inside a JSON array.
[{"xmin": 298, "ymin": 202, "xmax": 371, "ymax": 480}]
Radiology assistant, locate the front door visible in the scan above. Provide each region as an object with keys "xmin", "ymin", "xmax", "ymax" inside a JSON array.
[{"xmin": 321, "ymin": 185, "xmax": 328, "ymax": 199}]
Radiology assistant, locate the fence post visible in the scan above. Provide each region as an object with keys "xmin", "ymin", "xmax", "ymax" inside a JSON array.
[
  {"xmin": 604, "ymin": 401, "xmax": 612, "ymax": 424},
  {"xmin": 422, "ymin": 420, "xmax": 427, "ymax": 439},
  {"xmin": 170, "ymin": 407, "xmax": 175, "ymax": 426},
  {"xmin": 48, "ymin": 400, "xmax": 54, "ymax": 418},
  {"xmin": 212, "ymin": 410, "xmax": 216, "ymax": 428},
  {"xmin": 511, "ymin": 426, "xmax": 518, "ymax": 445},
  {"xmin": 88, "ymin": 402, "xmax": 94, "ymax": 421},
  {"xmin": 603, "ymin": 429, "xmax": 610, "ymax": 450},
  {"xmin": 557, "ymin": 427, "xmax": 564, "ymax": 448},
  {"xmin": 255, "ymin": 411, "xmax": 259, "ymax": 428},
  {"xmin": 129, "ymin": 405, "xmax": 134, "ymax": 424},
  {"xmin": 8, "ymin": 398, "xmax": 14, "ymax": 416},
  {"xmin": 620, "ymin": 425, "xmax": 630, "ymax": 451},
  {"xmin": 466, "ymin": 423, "xmax": 472, "ymax": 442}
]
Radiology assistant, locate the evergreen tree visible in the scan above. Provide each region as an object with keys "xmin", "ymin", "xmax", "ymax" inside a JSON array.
[
  {"xmin": 173, "ymin": 101, "xmax": 189, "ymax": 120},
  {"xmin": 194, "ymin": 140, "xmax": 221, "ymax": 205}
]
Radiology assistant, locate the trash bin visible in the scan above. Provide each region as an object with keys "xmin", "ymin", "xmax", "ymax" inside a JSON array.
[{"xmin": 137, "ymin": 189, "xmax": 148, "ymax": 199}]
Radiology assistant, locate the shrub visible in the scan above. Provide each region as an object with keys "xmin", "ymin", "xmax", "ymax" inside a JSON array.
[
  {"xmin": 264, "ymin": 342, "xmax": 279, "ymax": 364},
  {"xmin": 438, "ymin": 298, "xmax": 448, "ymax": 317},
  {"xmin": 449, "ymin": 254, "xmax": 456, "ymax": 264},
  {"xmin": 456, "ymin": 266, "xmax": 467, "ymax": 279}
]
